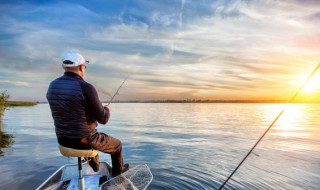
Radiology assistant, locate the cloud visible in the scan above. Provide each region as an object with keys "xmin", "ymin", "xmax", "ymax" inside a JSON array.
[
  {"xmin": 1, "ymin": 0, "xmax": 320, "ymax": 101},
  {"xmin": 0, "ymin": 79, "xmax": 30, "ymax": 87}
]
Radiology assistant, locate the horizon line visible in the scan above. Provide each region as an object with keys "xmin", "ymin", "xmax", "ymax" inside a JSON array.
[{"xmin": 30, "ymin": 99, "xmax": 320, "ymax": 104}]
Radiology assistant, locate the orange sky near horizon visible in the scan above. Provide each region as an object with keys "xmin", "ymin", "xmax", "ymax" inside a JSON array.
[{"xmin": 1, "ymin": 1, "xmax": 320, "ymax": 102}]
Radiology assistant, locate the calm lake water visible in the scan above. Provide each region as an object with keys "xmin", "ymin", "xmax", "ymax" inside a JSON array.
[{"xmin": 0, "ymin": 103, "xmax": 319, "ymax": 190}]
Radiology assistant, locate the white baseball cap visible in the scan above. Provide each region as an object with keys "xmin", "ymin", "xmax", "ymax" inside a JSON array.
[{"xmin": 62, "ymin": 50, "xmax": 90, "ymax": 67}]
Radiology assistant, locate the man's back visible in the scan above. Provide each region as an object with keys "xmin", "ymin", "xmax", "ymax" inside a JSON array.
[{"xmin": 47, "ymin": 72, "xmax": 91, "ymax": 138}]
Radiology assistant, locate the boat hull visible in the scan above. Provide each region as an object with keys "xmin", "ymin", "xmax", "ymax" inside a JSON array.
[{"xmin": 36, "ymin": 162, "xmax": 153, "ymax": 190}]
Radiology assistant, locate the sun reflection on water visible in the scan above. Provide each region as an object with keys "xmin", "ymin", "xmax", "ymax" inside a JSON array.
[{"xmin": 268, "ymin": 104, "xmax": 310, "ymax": 138}]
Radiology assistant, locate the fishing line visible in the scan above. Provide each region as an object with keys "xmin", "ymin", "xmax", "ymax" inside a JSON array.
[
  {"xmin": 107, "ymin": 76, "xmax": 129, "ymax": 105},
  {"xmin": 96, "ymin": 86, "xmax": 111, "ymax": 97},
  {"xmin": 218, "ymin": 63, "xmax": 320, "ymax": 190}
]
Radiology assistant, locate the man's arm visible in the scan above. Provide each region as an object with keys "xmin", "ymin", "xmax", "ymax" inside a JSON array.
[{"xmin": 81, "ymin": 82, "xmax": 110, "ymax": 124}]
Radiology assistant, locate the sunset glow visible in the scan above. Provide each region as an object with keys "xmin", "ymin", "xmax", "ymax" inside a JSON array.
[
  {"xmin": 302, "ymin": 75, "xmax": 320, "ymax": 93},
  {"xmin": 0, "ymin": 1, "xmax": 320, "ymax": 102}
]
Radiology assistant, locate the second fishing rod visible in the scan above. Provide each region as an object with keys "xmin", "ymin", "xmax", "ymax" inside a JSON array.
[{"xmin": 218, "ymin": 63, "xmax": 320, "ymax": 190}]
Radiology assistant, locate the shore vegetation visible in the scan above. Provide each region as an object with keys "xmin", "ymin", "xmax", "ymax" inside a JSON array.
[
  {"xmin": 0, "ymin": 91, "xmax": 37, "ymax": 116},
  {"xmin": 0, "ymin": 91, "xmax": 10, "ymax": 115}
]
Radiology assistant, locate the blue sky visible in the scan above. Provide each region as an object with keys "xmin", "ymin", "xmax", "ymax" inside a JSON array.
[{"xmin": 1, "ymin": 0, "xmax": 320, "ymax": 101}]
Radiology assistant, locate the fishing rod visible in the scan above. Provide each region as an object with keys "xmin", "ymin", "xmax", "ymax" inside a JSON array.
[
  {"xmin": 218, "ymin": 63, "xmax": 320, "ymax": 190},
  {"xmin": 107, "ymin": 76, "xmax": 129, "ymax": 105}
]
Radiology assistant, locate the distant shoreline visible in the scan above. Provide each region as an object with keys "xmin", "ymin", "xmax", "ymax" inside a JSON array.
[
  {"xmin": 104, "ymin": 100, "xmax": 320, "ymax": 104},
  {"xmin": 6, "ymin": 101, "xmax": 37, "ymax": 107},
  {"xmin": 1, "ymin": 101, "xmax": 37, "ymax": 116},
  {"xmin": 33, "ymin": 100, "xmax": 320, "ymax": 104}
]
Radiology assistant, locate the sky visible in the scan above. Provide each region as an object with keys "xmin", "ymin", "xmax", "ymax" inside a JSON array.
[{"xmin": 0, "ymin": 0, "xmax": 320, "ymax": 102}]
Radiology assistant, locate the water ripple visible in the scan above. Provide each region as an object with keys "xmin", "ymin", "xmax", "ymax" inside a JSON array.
[{"xmin": 1, "ymin": 104, "xmax": 320, "ymax": 190}]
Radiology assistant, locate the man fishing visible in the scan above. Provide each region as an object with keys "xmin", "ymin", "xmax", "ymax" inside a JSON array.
[{"xmin": 46, "ymin": 50, "xmax": 129, "ymax": 176}]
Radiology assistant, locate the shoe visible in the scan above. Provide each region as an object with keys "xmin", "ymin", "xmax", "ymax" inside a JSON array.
[
  {"xmin": 85, "ymin": 154, "xmax": 100, "ymax": 172},
  {"xmin": 121, "ymin": 163, "xmax": 130, "ymax": 173},
  {"xmin": 111, "ymin": 163, "xmax": 130, "ymax": 177}
]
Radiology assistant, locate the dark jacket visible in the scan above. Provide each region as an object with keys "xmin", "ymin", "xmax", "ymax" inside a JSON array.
[{"xmin": 47, "ymin": 72, "xmax": 110, "ymax": 139}]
